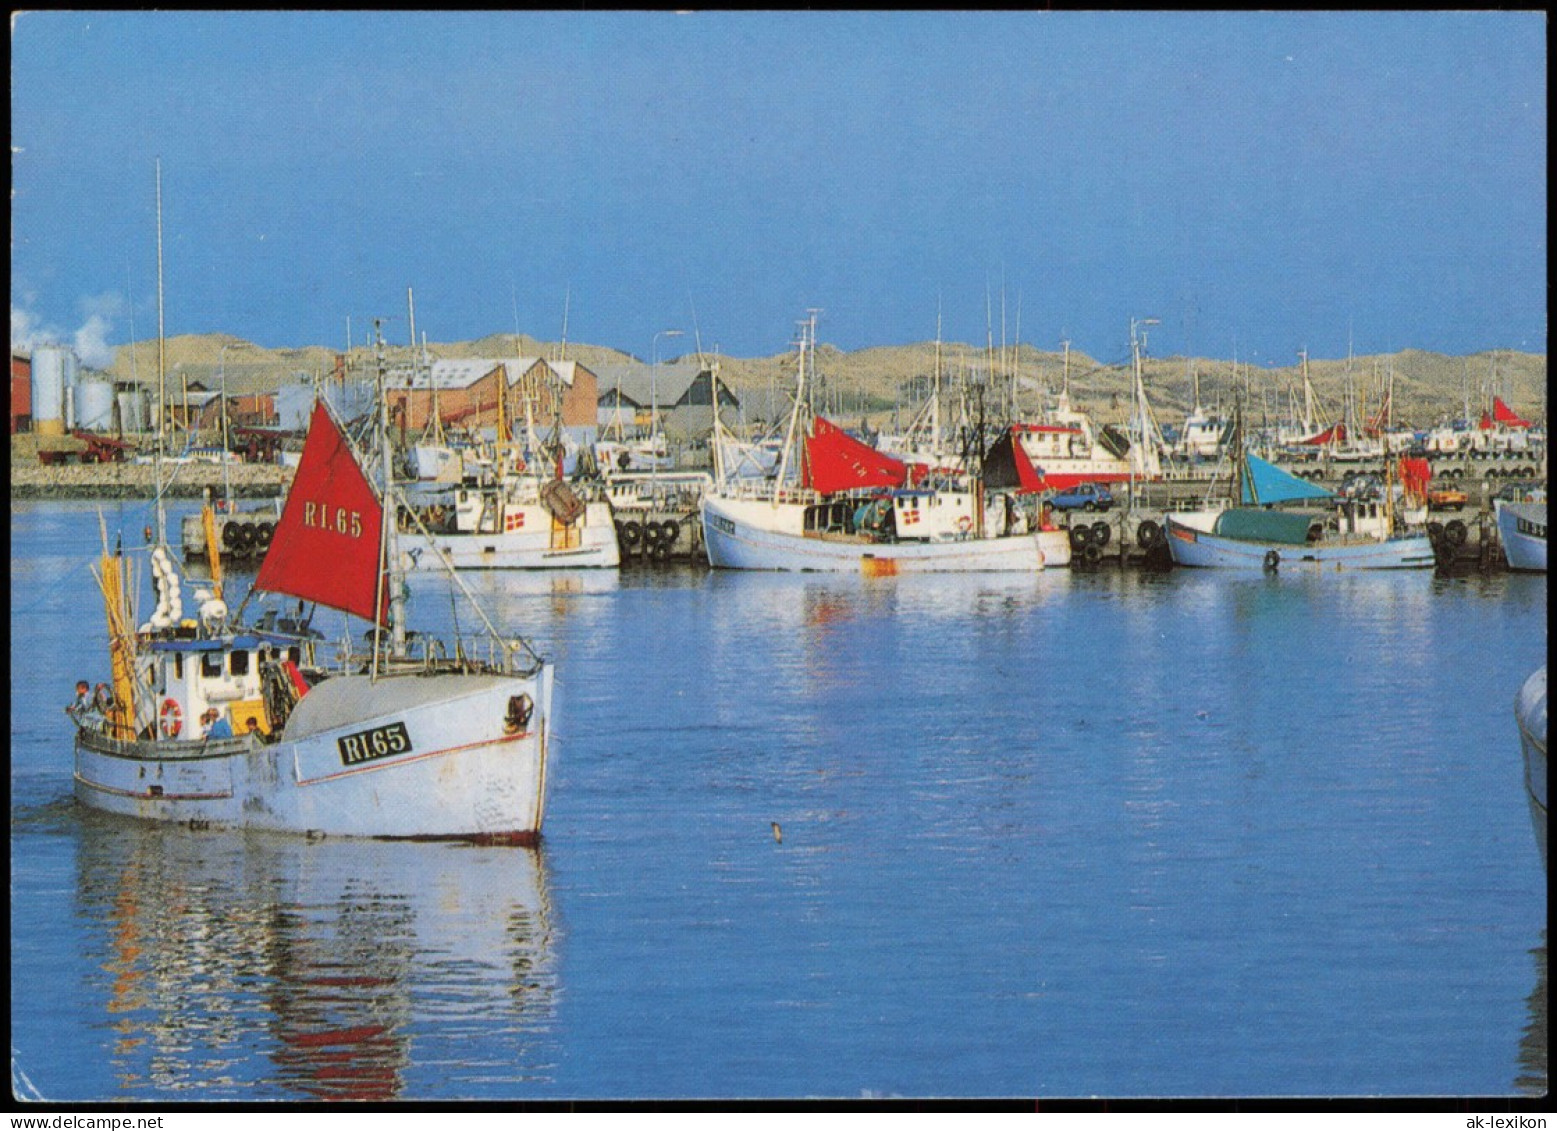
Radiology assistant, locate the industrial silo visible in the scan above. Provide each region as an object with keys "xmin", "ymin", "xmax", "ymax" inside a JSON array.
[
  {"xmin": 74, "ymin": 377, "xmax": 117, "ymax": 431},
  {"xmin": 116, "ymin": 386, "xmax": 149, "ymax": 434},
  {"xmin": 31, "ymin": 346, "xmax": 77, "ymax": 436}
]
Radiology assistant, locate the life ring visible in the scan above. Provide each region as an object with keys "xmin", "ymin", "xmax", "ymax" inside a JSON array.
[
  {"xmin": 1263, "ymin": 550, "xmax": 1280, "ymax": 573},
  {"xmin": 957, "ymin": 516, "xmax": 973, "ymax": 534},
  {"xmin": 1135, "ymin": 520, "xmax": 1162, "ymax": 549},
  {"xmin": 256, "ymin": 521, "xmax": 275, "ymax": 547},
  {"xmin": 222, "ymin": 522, "xmax": 243, "ymax": 549},
  {"xmin": 1091, "ymin": 521, "xmax": 1111, "ymax": 547},
  {"xmin": 159, "ymin": 698, "xmax": 183, "ymax": 738}
]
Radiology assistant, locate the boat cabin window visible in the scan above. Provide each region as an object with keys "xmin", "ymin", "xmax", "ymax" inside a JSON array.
[
  {"xmin": 202, "ymin": 652, "xmax": 223, "ymax": 678},
  {"xmin": 230, "ymin": 651, "xmax": 250, "ymax": 677},
  {"xmin": 287, "ymin": 646, "xmax": 301, "ymax": 665},
  {"xmin": 173, "ymin": 654, "xmax": 183, "ymax": 680}
]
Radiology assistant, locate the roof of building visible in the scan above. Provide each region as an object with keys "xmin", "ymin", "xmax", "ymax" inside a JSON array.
[
  {"xmin": 593, "ymin": 361, "xmax": 712, "ymax": 408},
  {"xmin": 384, "ymin": 357, "xmax": 585, "ymax": 392}
]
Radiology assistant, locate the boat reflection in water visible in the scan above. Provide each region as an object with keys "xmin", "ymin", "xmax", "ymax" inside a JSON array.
[
  {"xmin": 1518, "ymin": 932, "xmax": 1547, "ymax": 1098},
  {"xmin": 76, "ymin": 815, "xmax": 555, "ymax": 1100}
]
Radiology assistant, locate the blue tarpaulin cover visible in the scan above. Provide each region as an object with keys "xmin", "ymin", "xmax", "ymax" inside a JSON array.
[{"xmin": 1241, "ymin": 454, "xmax": 1334, "ymax": 505}]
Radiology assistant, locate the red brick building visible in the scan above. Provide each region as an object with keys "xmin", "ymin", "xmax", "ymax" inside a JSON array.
[
  {"xmin": 11, "ymin": 352, "xmax": 31, "ymax": 433},
  {"xmin": 386, "ymin": 357, "xmax": 599, "ymax": 434}
]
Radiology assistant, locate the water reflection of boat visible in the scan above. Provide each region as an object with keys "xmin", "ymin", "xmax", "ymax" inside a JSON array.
[
  {"xmin": 1516, "ymin": 666, "xmax": 1547, "ymax": 871},
  {"xmin": 73, "ymin": 818, "xmax": 555, "ymax": 1100},
  {"xmin": 1517, "ymin": 931, "xmax": 1548, "ymax": 1098}
]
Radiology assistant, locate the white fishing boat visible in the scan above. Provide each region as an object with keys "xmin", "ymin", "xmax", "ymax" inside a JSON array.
[
  {"xmin": 701, "ymin": 314, "xmax": 1046, "ymax": 574},
  {"xmin": 72, "ymin": 395, "xmax": 556, "ymax": 842},
  {"xmin": 1497, "ymin": 497, "xmax": 1548, "ymax": 573},
  {"xmin": 396, "ymin": 340, "xmax": 619, "ymax": 571},
  {"xmin": 1516, "ymin": 666, "xmax": 1547, "ymax": 871},
  {"xmin": 1011, "ymin": 328, "xmax": 1167, "ymax": 489},
  {"xmin": 400, "ymin": 470, "xmax": 620, "ymax": 571},
  {"xmin": 69, "ymin": 208, "xmax": 556, "ymax": 842}
]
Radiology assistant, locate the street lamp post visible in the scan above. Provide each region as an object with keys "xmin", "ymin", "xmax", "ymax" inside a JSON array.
[
  {"xmin": 651, "ymin": 328, "xmax": 683, "ymax": 482},
  {"xmin": 219, "ymin": 343, "xmax": 240, "ymax": 505}
]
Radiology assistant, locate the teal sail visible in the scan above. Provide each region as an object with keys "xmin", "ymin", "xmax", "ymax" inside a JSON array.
[{"xmin": 1241, "ymin": 453, "xmax": 1334, "ymax": 505}]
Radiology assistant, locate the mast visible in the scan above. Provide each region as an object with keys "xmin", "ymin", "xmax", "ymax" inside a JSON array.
[
  {"xmin": 773, "ymin": 312, "xmax": 815, "ymax": 500},
  {"xmin": 1299, "ymin": 348, "xmax": 1315, "ymax": 435},
  {"xmin": 372, "ymin": 321, "xmax": 406, "ymax": 673},
  {"xmin": 932, "ymin": 305, "xmax": 943, "ymax": 453},
  {"xmin": 153, "ymin": 160, "xmax": 168, "ymax": 547}
]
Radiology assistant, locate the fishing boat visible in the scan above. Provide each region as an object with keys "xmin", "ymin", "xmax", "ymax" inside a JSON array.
[
  {"xmin": 68, "ymin": 200, "xmax": 556, "ymax": 841},
  {"xmin": 1517, "ymin": 667, "xmax": 1547, "ymax": 871},
  {"xmin": 701, "ymin": 314, "xmax": 1046, "ymax": 574},
  {"xmin": 1497, "ymin": 495, "xmax": 1548, "ymax": 573},
  {"xmin": 72, "ymin": 393, "xmax": 556, "ymax": 842},
  {"xmin": 1164, "ymin": 410, "xmax": 1435, "ymax": 572},
  {"xmin": 396, "ymin": 350, "xmax": 619, "ymax": 571}
]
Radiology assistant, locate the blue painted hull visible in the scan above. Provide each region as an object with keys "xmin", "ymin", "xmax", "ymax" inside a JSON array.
[{"xmin": 1164, "ymin": 518, "xmax": 1436, "ymax": 571}]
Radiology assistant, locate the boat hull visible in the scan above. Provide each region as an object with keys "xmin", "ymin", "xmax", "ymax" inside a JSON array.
[
  {"xmin": 1163, "ymin": 518, "xmax": 1436, "ymax": 571},
  {"xmin": 1517, "ymin": 667, "xmax": 1547, "ymax": 871},
  {"xmin": 74, "ymin": 666, "xmax": 555, "ymax": 842},
  {"xmin": 702, "ymin": 495, "xmax": 1046, "ymax": 573},
  {"xmin": 403, "ymin": 502, "xmax": 620, "ymax": 570},
  {"xmin": 1497, "ymin": 501, "xmax": 1548, "ymax": 572}
]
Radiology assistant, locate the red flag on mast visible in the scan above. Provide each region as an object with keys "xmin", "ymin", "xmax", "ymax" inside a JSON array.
[{"xmin": 254, "ymin": 401, "xmax": 388, "ymax": 624}]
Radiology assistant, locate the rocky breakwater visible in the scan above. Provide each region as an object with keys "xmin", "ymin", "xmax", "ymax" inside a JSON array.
[{"xmin": 12, "ymin": 458, "xmax": 294, "ymax": 500}]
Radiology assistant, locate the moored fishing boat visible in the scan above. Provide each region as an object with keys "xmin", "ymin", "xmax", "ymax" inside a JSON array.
[
  {"xmin": 1164, "ymin": 408, "xmax": 1435, "ymax": 572},
  {"xmin": 701, "ymin": 314, "xmax": 1046, "ymax": 574},
  {"xmin": 1517, "ymin": 667, "xmax": 1547, "ymax": 870},
  {"xmin": 1496, "ymin": 496, "xmax": 1548, "ymax": 573},
  {"xmin": 69, "ymin": 223, "xmax": 556, "ymax": 842},
  {"xmin": 400, "ymin": 469, "xmax": 620, "ymax": 571}
]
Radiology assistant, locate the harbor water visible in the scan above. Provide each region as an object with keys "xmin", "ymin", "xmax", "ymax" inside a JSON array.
[{"xmin": 9, "ymin": 500, "xmax": 1547, "ymax": 1101}]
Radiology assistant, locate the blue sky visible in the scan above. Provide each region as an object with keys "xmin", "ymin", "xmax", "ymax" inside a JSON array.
[{"xmin": 10, "ymin": 11, "xmax": 1547, "ymax": 368}]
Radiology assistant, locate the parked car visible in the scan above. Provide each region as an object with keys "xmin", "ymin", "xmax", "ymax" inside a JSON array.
[
  {"xmin": 1427, "ymin": 486, "xmax": 1468, "ymax": 512},
  {"xmin": 1049, "ymin": 482, "xmax": 1115, "ymax": 512}
]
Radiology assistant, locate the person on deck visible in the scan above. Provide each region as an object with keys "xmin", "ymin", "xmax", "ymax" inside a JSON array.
[
  {"xmin": 65, "ymin": 681, "xmax": 92, "ymax": 723},
  {"xmin": 202, "ymin": 707, "xmax": 233, "ymax": 739}
]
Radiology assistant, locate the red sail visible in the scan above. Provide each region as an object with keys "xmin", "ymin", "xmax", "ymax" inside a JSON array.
[
  {"xmin": 254, "ymin": 401, "xmax": 387, "ymax": 624},
  {"xmin": 802, "ymin": 416, "xmax": 908, "ymax": 494},
  {"xmin": 1493, "ymin": 397, "xmax": 1531, "ymax": 428},
  {"xmin": 1299, "ymin": 422, "xmax": 1346, "ymax": 446}
]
